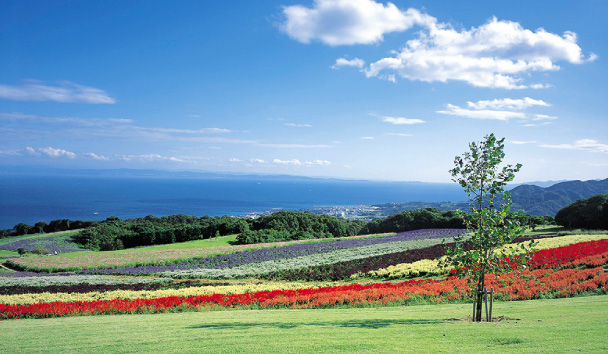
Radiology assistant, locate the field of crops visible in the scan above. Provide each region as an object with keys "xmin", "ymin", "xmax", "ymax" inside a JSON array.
[{"xmin": 0, "ymin": 229, "xmax": 607, "ymax": 321}]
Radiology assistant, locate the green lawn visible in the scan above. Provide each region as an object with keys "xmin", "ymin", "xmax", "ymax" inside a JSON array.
[
  {"xmin": 0, "ymin": 230, "xmax": 81, "ymax": 246},
  {"xmin": 1, "ymin": 295, "xmax": 607, "ymax": 353}
]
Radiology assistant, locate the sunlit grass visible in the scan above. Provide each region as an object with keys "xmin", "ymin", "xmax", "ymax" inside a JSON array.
[{"xmin": 1, "ymin": 295, "xmax": 606, "ymax": 353}]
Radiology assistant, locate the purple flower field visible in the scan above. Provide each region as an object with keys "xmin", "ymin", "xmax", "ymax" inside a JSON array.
[
  {"xmin": 0, "ymin": 235, "xmax": 86, "ymax": 254},
  {"xmin": 82, "ymin": 229, "xmax": 465, "ymax": 276}
]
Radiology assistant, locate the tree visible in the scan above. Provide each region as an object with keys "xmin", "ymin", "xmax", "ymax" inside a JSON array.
[{"xmin": 441, "ymin": 133, "xmax": 534, "ymax": 322}]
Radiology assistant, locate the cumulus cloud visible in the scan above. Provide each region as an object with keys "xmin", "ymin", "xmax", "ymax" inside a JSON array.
[
  {"xmin": 229, "ymin": 158, "xmax": 243, "ymax": 162},
  {"xmin": 364, "ymin": 17, "xmax": 594, "ymax": 88},
  {"xmin": 281, "ymin": 0, "xmax": 434, "ymax": 45},
  {"xmin": 26, "ymin": 146, "xmax": 76, "ymax": 158},
  {"xmin": 250, "ymin": 158, "xmax": 265, "ymax": 163},
  {"xmin": 541, "ymin": 139, "xmax": 608, "ymax": 154},
  {"xmin": 0, "ymin": 81, "xmax": 116, "ymax": 104},
  {"xmin": 466, "ymin": 97, "xmax": 550, "ymax": 110},
  {"xmin": 332, "ymin": 58, "xmax": 365, "ymax": 69}
]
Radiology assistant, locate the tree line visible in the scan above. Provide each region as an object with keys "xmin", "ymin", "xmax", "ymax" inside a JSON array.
[{"xmin": 1, "ymin": 206, "xmax": 559, "ymax": 251}]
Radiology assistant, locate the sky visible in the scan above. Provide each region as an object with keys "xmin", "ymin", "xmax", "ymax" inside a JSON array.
[{"xmin": 1, "ymin": 0, "xmax": 607, "ymax": 183}]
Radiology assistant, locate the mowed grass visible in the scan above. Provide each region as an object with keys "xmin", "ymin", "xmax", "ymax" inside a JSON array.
[{"xmin": 1, "ymin": 295, "xmax": 607, "ymax": 353}]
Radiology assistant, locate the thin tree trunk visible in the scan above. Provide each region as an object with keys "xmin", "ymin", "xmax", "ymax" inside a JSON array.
[{"xmin": 475, "ymin": 273, "xmax": 485, "ymax": 322}]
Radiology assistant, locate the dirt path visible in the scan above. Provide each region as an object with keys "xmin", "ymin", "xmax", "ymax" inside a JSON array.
[{"xmin": 0, "ymin": 262, "xmax": 16, "ymax": 272}]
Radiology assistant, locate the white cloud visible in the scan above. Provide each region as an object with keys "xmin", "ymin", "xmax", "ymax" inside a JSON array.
[
  {"xmin": 25, "ymin": 146, "xmax": 76, "ymax": 158},
  {"xmin": 523, "ymin": 122, "xmax": 552, "ymax": 127},
  {"xmin": 250, "ymin": 158, "xmax": 265, "ymax": 163},
  {"xmin": 438, "ymin": 104, "xmax": 526, "ymax": 121},
  {"xmin": 284, "ymin": 123, "xmax": 313, "ymax": 127},
  {"xmin": 332, "ymin": 58, "xmax": 365, "ymax": 69},
  {"xmin": 120, "ymin": 154, "xmax": 186, "ymax": 163},
  {"xmin": 229, "ymin": 158, "xmax": 243, "ymax": 162},
  {"xmin": 467, "ymin": 97, "xmax": 550, "ymax": 110},
  {"xmin": 0, "ymin": 81, "xmax": 116, "ymax": 104},
  {"xmin": 541, "ymin": 139, "xmax": 608, "ymax": 154},
  {"xmin": 273, "ymin": 158, "xmax": 302, "ymax": 165},
  {"xmin": 0, "ymin": 112, "xmax": 133, "ymax": 126},
  {"xmin": 387, "ymin": 133, "xmax": 413, "ymax": 137},
  {"xmin": 84, "ymin": 152, "xmax": 109, "ymax": 160},
  {"xmin": 306, "ymin": 159, "xmax": 332, "ymax": 166},
  {"xmin": 381, "ymin": 116, "xmax": 424, "ymax": 125},
  {"xmin": 532, "ymin": 114, "xmax": 558, "ymax": 121},
  {"xmin": 364, "ymin": 17, "xmax": 593, "ymax": 88},
  {"xmin": 281, "ymin": 0, "xmax": 434, "ymax": 45},
  {"xmin": 361, "ymin": 136, "xmax": 374, "ymax": 140}
]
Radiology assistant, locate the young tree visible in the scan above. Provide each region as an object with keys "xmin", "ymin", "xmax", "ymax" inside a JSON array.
[{"xmin": 441, "ymin": 133, "xmax": 534, "ymax": 322}]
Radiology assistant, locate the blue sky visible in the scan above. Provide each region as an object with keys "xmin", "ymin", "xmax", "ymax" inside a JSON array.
[{"xmin": 1, "ymin": 0, "xmax": 606, "ymax": 183}]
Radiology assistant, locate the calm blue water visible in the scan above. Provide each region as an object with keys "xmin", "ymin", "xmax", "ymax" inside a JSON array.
[{"xmin": 0, "ymin": 174, "xmax": 467, "ymax": 229}]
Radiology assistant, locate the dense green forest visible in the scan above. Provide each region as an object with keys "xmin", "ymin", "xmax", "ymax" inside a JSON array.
[
  {"xmin": 1, "ymin": 208, "xmax": 556, "ymax": 251},
  {"xmin": 555, "ymin": 194, "xmax": 608, "ymax": 230}
]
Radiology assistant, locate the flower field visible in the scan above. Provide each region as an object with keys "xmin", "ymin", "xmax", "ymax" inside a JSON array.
[{"xmin": 0, "ymin": 230, "xmax": 607, "ymax": 321}]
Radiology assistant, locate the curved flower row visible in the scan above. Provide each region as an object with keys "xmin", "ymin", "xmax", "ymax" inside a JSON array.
[
  {"xmin": 2, "ymin": 267, "xmax": 607, "ymax": 321},
  {"xmin": 366, "ymin": 234, "xmax": 608, "ymax": 279}
]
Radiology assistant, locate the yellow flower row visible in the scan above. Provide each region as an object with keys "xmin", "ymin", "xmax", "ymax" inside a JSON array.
[
  {"xmin": 363, "ymin": 234, "xmax": 608, "ymax": 280},
  {"xmin": 0, "ymin": 280, "xmax": 340, "ymax": 306}
]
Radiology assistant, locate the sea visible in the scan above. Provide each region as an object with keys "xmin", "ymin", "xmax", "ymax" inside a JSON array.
[{"xmin": 0, "ymin": 173, "xmax": 468, "ymax": 229}]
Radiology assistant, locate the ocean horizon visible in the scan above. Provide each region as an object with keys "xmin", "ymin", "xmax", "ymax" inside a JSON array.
[{"xmin": 0, "ymin": 173, "xmax": 470, "ymax": 229}]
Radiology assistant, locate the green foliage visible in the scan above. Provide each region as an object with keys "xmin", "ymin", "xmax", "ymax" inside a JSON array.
[
  {"xmin": 441, "ymin": 133, "xmax": 533, "ymax": 321},
  {"xmin": 555, "ymin": 194, "xmax": 608, "ymax": 230},
  {"xmin": 358, "ymin": 208, "xmax": 464, "ymax": 234},
  {"xmin": 31, "ymin": 244, "xmax": 49, "ymax": 255},
  {"xmin": 236, "ymin": 211, "xmax": 365, "ymax": 244}
]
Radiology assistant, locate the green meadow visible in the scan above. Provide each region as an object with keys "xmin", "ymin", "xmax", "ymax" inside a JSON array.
[{"xmin": 1, "ymin": 295, "xmax": 607, "ymax": 353}]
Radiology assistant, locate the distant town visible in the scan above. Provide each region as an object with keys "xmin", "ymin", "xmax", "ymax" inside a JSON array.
[{"xmin": 236, "ymin": 201, "xmax": 468, "ymax": 221}]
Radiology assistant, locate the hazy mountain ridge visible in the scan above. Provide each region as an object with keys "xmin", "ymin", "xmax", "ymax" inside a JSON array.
[{"xmin": 510, "ymin": 178, "xmax": 608, "ymax": 216}]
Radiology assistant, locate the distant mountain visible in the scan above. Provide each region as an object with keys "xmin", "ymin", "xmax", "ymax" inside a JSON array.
[{"xmin": 510, "ymin": 178, "xmax": 608, "ymax": 216}]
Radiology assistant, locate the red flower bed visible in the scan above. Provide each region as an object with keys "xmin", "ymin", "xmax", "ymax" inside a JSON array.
[{"xmin": 1, "ymin": 238, "xmax": 607, "ymax": 321}]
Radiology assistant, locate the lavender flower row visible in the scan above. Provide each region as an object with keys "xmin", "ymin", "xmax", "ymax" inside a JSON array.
[{"xmin": 81, "ymin": 229, "xmax": 464, "ymax": 276}]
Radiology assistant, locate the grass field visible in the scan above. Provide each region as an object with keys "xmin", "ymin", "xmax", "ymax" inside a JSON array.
[{"xmin": 1, "ymin": 295, "xmax": 606, "ymax": 353}]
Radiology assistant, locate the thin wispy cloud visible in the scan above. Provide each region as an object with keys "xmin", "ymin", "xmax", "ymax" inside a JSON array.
[
  {"xmin": 380, "ymin": 115, "xmax": 424, "ymax": 125},
  {"xmin": 438, "ymin": 104, "xmax": 526, "ymax": 121},
  {"xmin": 84, "ymin": 152, "xmax": 109, "ymax": 161},
  {"xmin": 0, "ymin": 81, "xmax": 116, "ymax": 104},
  {"xmin": 541, "ymin": 139, "xmax": 608, "ymax": 154},
  {"xmin": 332, "ymin": 58, "xmax": 365, "ymax": 69},
  {"xmin": 438, "ymin": 97, "xmax": 557, "ymax": 124},
  {"xmin": 284, "ymin": 123, "xmax": 313, "ymax": 127},
  {"xmin": 273, "ymin": 158, "xmax": 302, "ymax": 165},
  {"xmin": 360, "ymin": 136, "xmax": 374, "ymax": 140},
  {"xmin": 272, "ymin": 158, "xmax": 331, "ymax": 166},
  {"xmin": 467, "ymin": 97, "xmax": 550, "ymax": 110},
  {"xmin": 387, "ymin": 133, "xmax": 413, "ymax": 137}
]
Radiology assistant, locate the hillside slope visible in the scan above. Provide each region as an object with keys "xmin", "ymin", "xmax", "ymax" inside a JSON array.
[{"xmin": 511, "ymin": 178, "xmax": 608, "ymax": 216}]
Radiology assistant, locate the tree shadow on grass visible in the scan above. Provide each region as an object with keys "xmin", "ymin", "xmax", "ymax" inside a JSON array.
[{"xmin": 188, "ymin": 318, "xmax": 442, "ymax": 330}]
